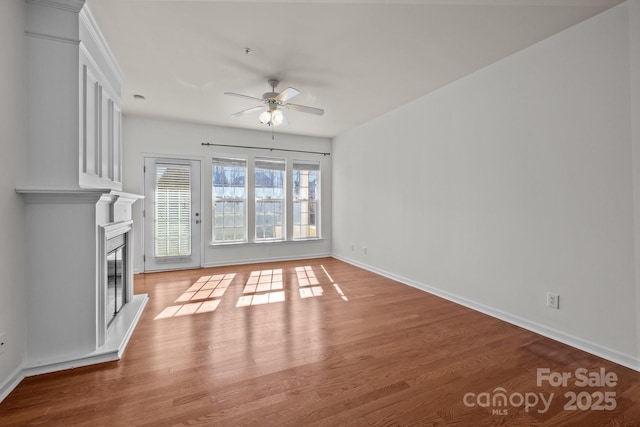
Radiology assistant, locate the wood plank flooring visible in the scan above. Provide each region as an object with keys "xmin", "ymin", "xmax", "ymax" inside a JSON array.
[{"xmin": 1, "ymin": 257, "xmax": 640, "ymax": 426}]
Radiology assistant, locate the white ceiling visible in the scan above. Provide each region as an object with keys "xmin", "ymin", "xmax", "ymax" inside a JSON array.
[{"xmin": 86, "ymin": 0, "xmax": 623, "ymax": 139}]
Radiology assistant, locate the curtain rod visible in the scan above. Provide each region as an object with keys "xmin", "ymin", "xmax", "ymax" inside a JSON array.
[{"xmin": 201, "ymin": 142, "xmax": 330, "ymax": 156}]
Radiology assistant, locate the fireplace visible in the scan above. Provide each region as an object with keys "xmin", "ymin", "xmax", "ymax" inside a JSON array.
[
  {"xmin": 98, "ymin": 217, "xmax": 135, "ymax": 346},
  {"xmin": 16, "ymin": 188, "xmax": 146, "ymax": 375}
]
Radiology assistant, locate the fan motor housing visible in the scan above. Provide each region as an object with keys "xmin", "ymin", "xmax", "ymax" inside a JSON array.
[{"xmin": 262, "ymin": 92, "xmax": 279, "ymax": 101}]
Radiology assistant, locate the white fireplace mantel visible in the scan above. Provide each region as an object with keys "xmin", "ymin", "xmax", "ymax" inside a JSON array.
[{"xmin": 17, "ymin": 187, "xmax": 147, "ymax": 375}]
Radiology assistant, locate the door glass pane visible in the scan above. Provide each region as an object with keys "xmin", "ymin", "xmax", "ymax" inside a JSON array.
[{"xmin": 155, "ymin": 163, "xmax": 192, "ymax": 257}]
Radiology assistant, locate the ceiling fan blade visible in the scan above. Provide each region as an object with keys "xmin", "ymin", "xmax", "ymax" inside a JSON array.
[
  {"xmin": 231, "ymin": 106, "xmax": 264, "ymax": 117},
  {"xmin": 224, "ymin": 92, "xmax": 264, "ymax": 103},
  {"xmin": 285, "ymin": 103, "xmax": 324, "ymax": 116},
  {"xmin": 275, "ymin": 87, "xmax": 299, "ymax": 103}
]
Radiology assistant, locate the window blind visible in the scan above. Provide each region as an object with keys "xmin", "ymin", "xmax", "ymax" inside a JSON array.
[
  {"xmin": 255, "ymin": 157, "xmax": 286, "ymax": 171},
  {"xmin": 293, "ymin": 160, "xmax": 320, "ymax": 171},
  {"xmin": 212, "ymin": 156, "xmax": 246, "ymax": 168}
]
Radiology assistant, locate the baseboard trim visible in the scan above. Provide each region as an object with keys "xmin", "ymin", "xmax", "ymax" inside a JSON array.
[
  {"xmin": 0, "ymin": 366, "xmax": 25, "ymax": 403},
  {"xmin": 22, "ymin": 351, "xmax": 121, "ymax": 379},
  {"xmin": 203, "ymin": 252, "xmax": 332, "ymax": 268},
  {"xmin": 334, "ymin": 255, "xmax": 640, "ymax": 372}
]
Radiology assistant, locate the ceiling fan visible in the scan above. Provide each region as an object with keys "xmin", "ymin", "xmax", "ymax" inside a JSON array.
[{"xmin": 224, "ymin": 79, "xmax": 324, "ymax": 127}]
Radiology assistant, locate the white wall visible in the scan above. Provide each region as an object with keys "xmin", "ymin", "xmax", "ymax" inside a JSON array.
[
  {"xmin": 0, "ymin": 0, "xmax": 27, "ymax": 398},
  {"xmin": 629, "ymin": 0, "xmax": 640, "ymax": 373},
  {"xmin": 333, "ymin": 1, "xmax": 640, "ymax": 369},
  {"xmin": 123, "ymin": 116, "xmax": 332, "ymax": 272}
]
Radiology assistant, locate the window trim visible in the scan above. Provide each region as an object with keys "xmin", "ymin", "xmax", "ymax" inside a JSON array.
[
  {"xmin": 292, "ymin": 159, "xmax": 321, "ymax": 241},
  {"xmin": 254, "ymin": 156, "xmax": 286, "ymax": 242},
  {"xmin": 209, "ymin": 154, "xmax": 324, "ymax": 246},
  {"xmin": 212, "ymin": 155, "xmax": 248, "ymax": 244}
]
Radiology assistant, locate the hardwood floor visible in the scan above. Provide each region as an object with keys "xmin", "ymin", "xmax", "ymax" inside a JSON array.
[{"xmin": 1, "ymin": 257, "xmax": 640, "ymax": 426}]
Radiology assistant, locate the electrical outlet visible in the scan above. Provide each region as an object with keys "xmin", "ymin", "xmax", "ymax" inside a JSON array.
[
  {"xmin": 0, "ymin": 332, "xmax": 5, "ymax": 356},
  {"xmin": 363, "ymin": 247, "xmax": 368, "ymax": 255},
  {"xmin": 547, "ymin": 293, "xmax": 560, "ymax": 309}
]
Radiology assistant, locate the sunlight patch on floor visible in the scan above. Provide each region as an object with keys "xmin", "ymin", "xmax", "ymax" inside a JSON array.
[
  {"xmin": 236, "ymin": 269, "xmax": 286, "ymax": 307},
  {"xmin": 154, "ymin": 273, "xmax": 234, "ymax": 319},
  {"xmin": 296, "ymin": 266, "xmax": 322, "ymax": 299},
  {"xmin": 155, "ymin": 265, "xmax": 347, "ymax": 319},
  {"xmin": 322, "ymin": 264, "xmax": 348, "ymax": 302},
  {"xmin": 179, "ymin": 273, "xmax": 235, "ymax": 302},
  {"xmin": 236, "ymin": 290, "xmax": 285, "ymax": 307}
]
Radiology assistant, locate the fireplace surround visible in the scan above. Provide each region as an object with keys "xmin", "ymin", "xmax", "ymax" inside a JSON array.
[
  {"xmin": 17, "ymin": 189, "xmax": 146, "ymax": 374},
  {"xmin": 100, "ymin": 219, "xmax": 133, "ymax": 345}
]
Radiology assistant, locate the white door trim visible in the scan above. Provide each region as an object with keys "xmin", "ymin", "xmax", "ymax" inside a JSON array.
[{"xmin": 143, "ymin": 156, "xmax": 203, "ymax": 272}]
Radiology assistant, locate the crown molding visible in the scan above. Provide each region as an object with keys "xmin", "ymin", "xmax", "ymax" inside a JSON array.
[
  {"xmin": 25, "ymin": 30, "xmax": 80, "ymax": 46},
  {"xmin": 26, "ymin": 0, "xmax": 85, "ymax": 14},
  {"xmin": 79, "ymin": 5, "xmax": 126, "ymax": 87}
]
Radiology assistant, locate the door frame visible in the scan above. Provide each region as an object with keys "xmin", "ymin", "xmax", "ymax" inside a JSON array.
[{"xmin": 143, "ymin": 155, "xmax": 203, "ymax": 272}]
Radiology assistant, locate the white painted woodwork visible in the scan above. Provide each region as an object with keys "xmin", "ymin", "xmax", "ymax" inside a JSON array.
[
  {"xmin": 82, "ymin": 61, "xmax": 99, "ymax": 177},
  {"xmin": 97, "ymin": 208, "xmax": 135, "ymax": 346},
  {"xmin": 17, "ymin": 189, "xmax": 145, "ymax": 369},
  {"xmin": 24, "ymin": 0, "xmax": 123, "ymax": 191},
  {"xmin": 143, "ymin": 157, "xmax": 202, "ymax": 272},
  {"xmin": 16, "ymin": 0, "xmax": 145, "ymax": 376},
  {"xmin": 112, "ymin": 102, "xmax": 122, "ymax": 183},
  {"xmin": 77, "ymin": 25, "xmax": 123, "ymax": 190}
]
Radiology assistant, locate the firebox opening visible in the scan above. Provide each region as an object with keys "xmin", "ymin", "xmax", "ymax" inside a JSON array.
[{"xmin": 106, "ymin": 233, "xmax": 127, "ymax": 327}]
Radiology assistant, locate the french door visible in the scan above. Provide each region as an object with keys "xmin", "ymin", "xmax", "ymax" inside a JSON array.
[{"xmin": 144, "ymin": 157, "xmax": 201, "ymax": 271}]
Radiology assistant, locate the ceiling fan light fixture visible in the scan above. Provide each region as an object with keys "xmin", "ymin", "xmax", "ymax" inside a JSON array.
[
  {"xmin": 271, "ymin": 110, "xmax": 284, "ymax": 126},
  {"xmin": 226, "ymin": 79, "xmax": 323, "ymax": 127},
  {"xmin": 258, "ymin": 109, "xmax": 285, "ymax": 127},
  {"xmin": 259, "ymin": 110, "xmax": 271, "ymax": 125}
]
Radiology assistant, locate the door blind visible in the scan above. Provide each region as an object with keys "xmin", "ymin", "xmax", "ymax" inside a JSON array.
[{"xmin": 154, "ymin": 163, "xmax": 192, "ymax": 258}]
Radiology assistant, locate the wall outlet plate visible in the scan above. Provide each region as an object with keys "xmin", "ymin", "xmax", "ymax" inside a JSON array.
[
  {"xmin": 0, "ymin": 332, "xmax": 5, "ymax": 356},
  {"xmin": 547, "ymin": 292, "xmax": 560, "ymax": 309}
]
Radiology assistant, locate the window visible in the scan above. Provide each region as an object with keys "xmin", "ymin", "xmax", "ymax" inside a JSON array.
[
  {"xmin": 255, "ymin": 157, "xmax": 285, "ymax": 241},
  {"xmin": 210, "ymin": 154, "xmax": 323, "ymax": 245},
  {"xmin": 293, "ymin": 160, "xmax": 320, "ymax": 239},
  {"xmin": 155, "ymin": 163, "xmax": 192, "ymax": 256},
  {"xmin": 212, "ymin": 157, "xmax": 247, "ymax": 243}
]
